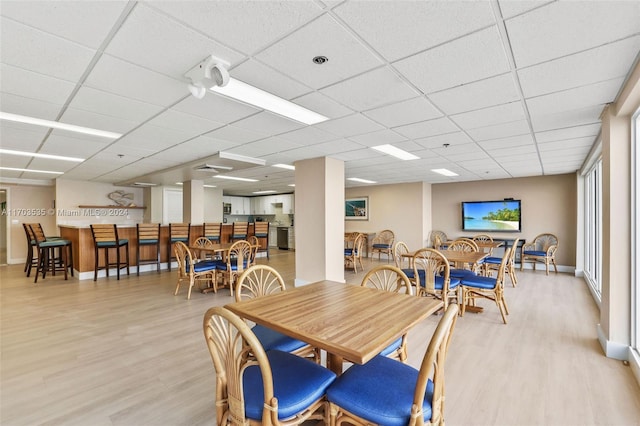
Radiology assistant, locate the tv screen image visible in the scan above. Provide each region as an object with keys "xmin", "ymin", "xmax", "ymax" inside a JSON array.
[{"xmin": 461, "ymin": 200, "xmax": 521, "ymax": 232}]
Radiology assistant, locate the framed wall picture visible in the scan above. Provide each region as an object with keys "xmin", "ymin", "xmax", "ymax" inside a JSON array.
[{"xmin": 345, "ymin": 197, "xmax": 368, "ymax": 220}]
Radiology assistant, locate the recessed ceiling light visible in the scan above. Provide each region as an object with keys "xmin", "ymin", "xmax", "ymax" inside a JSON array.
[
  {"xmin": 347, "ymin": 177, "xmax": 377, "ymax": 184},
  {"xmin": 213, "ymin": 175, "xmax": 259, "ymax": 182},
  {"xmin": 211, "ymin": 78, "xmax": 328, "ymax": 125},
  {"xmin": 0, "ymin": 111, "xmax": 122, "ymax": 139},
  {"xmin": 253, "ymin": 190, "xmax": 277, "ymax": 194},
  {"xmin": 431, "ymin": 168, "xmax": 459, "ymax": 177},
  {"xmin": 312, "ymin": 56, "xmax": 329, "ymax": 64},
  {"xmin": 371, "ymin": 144, "xmax": 419, "ymax": 161},
  {"xmin": 175, "ymin": 182, "xmax": 217, "ymax": 188},
  {"xmin": 133, "ymin": 182, "xmax": 157, "ymax": 187},
  {"xmin": 0, "ymin": 166, "xmax": 63, "ymax": 175},
  {"xmin": 0, "ymin": 148, "xmax": 84, "ymax": 162},
  {"xmin": 288, "ymin": 184, "xmax": 295, "ymax": 187},
  {"xmin": 273, "ymin": 163, "xmax": 295, "ymax": 170}
]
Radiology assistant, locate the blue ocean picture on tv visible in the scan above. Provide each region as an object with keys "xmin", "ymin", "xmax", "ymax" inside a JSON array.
[{"xmin": 462, "ymin": 200, "xmax": 521, "ymax": 232}]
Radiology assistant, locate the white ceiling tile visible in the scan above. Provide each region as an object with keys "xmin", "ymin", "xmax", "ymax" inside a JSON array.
[
  {"xmin": 347, "ymin": 130, "xmax": 406, "ymax": 147},
  {"xmin": 147, "ymin": 109, "xmax": 224, "ymax": 136},
  {"xmin": 28, "ymin": 158, "xmax": 79, "ymax": 172},
  {"xmin": 205, "ymin": 125, "xmax": 265, "ymax": 144},
  {"xmin": 488, "ymin": 144, "xmax": 538, "ymax": 158},
  {"xmin": 315, "ymin": 113, "xmax": 385, "ymax": 137},
  {"xmin": 498, "ymin": 1, "xmax": 553, "ymax": 19},
  {"xmin": 538, "ymin": 136, "xmax": 596, "ymax": 152},
  {"xmin": 279, "ymin": 126, "xmax": 338, "ymax": 145},
  {"xmin": 531, "ymin": 105, "xmax": 603, "ymax": 133},
  {"xmin": 335, "ymin": 1, "xmax": 495, "ymax": 61},
  {"xmin": 0, "ymin": 156, "xmax": 30, "ymax": 169},
  {"xmin": 414, "ymin": 131, "xmax": 473, "ymax": 150},
  {"xmin": 85, "ymin": 54, "xmax": 188, "ymax": 106},
  {"xmin": 0, "ymin": 93, "xmax": 63, "ymax": 121},
  {"xmin": 518, "ymin": 36, "xmax": 640, "ymax": 98},
  {"xmin": 0, "ymin": 17, "xmax": 95, "ymax": 81},
  {"xmin": 293, "ymin": 92, "xmax": 354, "ymax": 119},
  {"xmin": 432, "ymin": 143, "xmax": 487, "ymax": 161},
  {"xmin": 100, "ymin": 142, "xmax": 158, "ymax": 159},
  {"xmin": 231, "ymin": 137, "xmax": 303, "ymax": 158},
  {"xmin": 149, "ymin": 1, "xmax": 322, "ymax": 55},
  {"xmin": 116, "ymin": 124, "xmax": 192, "ymax": 151},
  {"xmin": 535, "ymin": 123, "xmax": 601, "ymax": 143},
  {"xmin": 451, "ymin": 102, "xmax": 526, "ymax": 130},
  {"xmin": 394, "ymin": 26, "xmax": 510, "ymax": 94},
  {"xmin": 60, "ymin": 108, "xmax": 139, "ymax": 134},
  {"xmin": 526, "ymin": 78, "xmax": 625, "ymax": 117},
  {"xmin": 393, "ymin": 117, "xmax": 459, "ymax": 139},
  {"xmin": 0, "ymin": 124, "xmax": 48, "ymax": 151},
  {"xmin": 105, "ymin": 4, "xmax": 243, "ymax": 79},
  {"xmin": 231, "ymin": 111, "xmax": 304, "ymax": 135},
  {"xmin": 306, "ymin": 139, "xmax": 363, "ymax": 155},
  {"xmin": 0, "ymin": 64, "xmax": 76, "ymax": 105},
  {"xmin": 172, "ymin": 92, "xmax": 260, "ymax": 123},
  {"xmin": 230, "ymin": 59, "xmax": 313, "ymax": 100},
  {"xmin": 506, "ymin": 1, "xmax": 640, "ymax": 67},
  {"xmin": 363, "ymin": 96, "xmax": 442, "ymax": 128},
  {"xmin": 467, "ymin": 120, "xmax": 531, "ymax": 142},
  {"xmin": 320, "ymin": 66, "xmax": 419, "ymax": 111},
  {"xmin": 69, "ymin": 87, "xmax": 164, "ymax": 122},
  {"xmin": 477, "ymin": 134, "xmax": 534, "ymax": 150},
  {"xmin": 255, "ymin": 14, "xmax": 384, "ymax": 89},
  {"xmin": 332, "ymin": 148, "xmax": 381, "ymax": 162},
  {"xmin": 40, "ymin": 133, "xmax": 110, "ymax": 158},
  {"xmin": 429, "ymin": 73, "xmax": 520, "ymax": 115},
  {"xmin": 0, "ymin": 1, "xmax": 128, "ymax": 49}
]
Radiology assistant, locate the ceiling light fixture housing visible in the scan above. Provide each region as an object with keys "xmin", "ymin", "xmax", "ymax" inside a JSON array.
[
  {"xmin": 431, "ymin": 168, "xmax": 459, "ymax": 177},
  {"xmin": 0, "ymin": 112, "xmax": 122, "ymax": 139},
  {"xmin": 273, "ymin": 163, "xmax": 295, "ymax": 170},
  {"xmin": 371, "ymin": 144, "xmax": 419, "ymax": 161},
  {"xmin": 0, "ymin": 148, "xmax": 84, "ymax": 162},
  {"xmin": 347, "ymin": 177, "xmax": 377, "ymax": 184},
  {"xmin": 185, "ymin": 55, "xmax": 230, "ymax": 99}
]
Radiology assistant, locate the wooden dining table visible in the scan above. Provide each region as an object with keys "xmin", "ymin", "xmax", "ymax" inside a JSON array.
[
  {"xmin": 402, "ymin": 248, "xmax": 489, "ymax": 266},
  {"xmin": 225, "ymin": 280, "xmax": 443, "ymax": 374}
]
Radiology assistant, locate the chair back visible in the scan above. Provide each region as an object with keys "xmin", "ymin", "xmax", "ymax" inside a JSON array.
[
  {"xmin": 137, "ymin": 223, "xmax": 160, "ymax": 241},
  {"xmin": 169, "ymin": 223, "xmax": 190, "ymax": 241},
  {"xmin": 228, "ymin": 240, "xmax": 252, "ymax": 275},
  {"xmin": 413, "ymin": 248, "xmax": 451, "ymax": 294},
  {"xmin": 235, "ymin": 265, "xmax": 286, "ymax": 302},
  {"xmin": 447, "ymin": 238, "xmax": 478, "ymax": 252},
  {"xmin": 372, "ymin": 229, "xmax": 394, "ymax": 247},
  {"xmin": 253, "ymin": 222, "xmax": 269, "ymax": 237},
  {"xmin": 203, "ymin": 306, "xmax": 273, "ymax": 425},
  {"xmin": 173, "ymin": 241, "xmax": 193, "ymax": 279},
  {"xmin": 429, "ymin": 230, "xmax": 447, "ymax": 249},
  {"xmin": 532, "ymin": 233, "xmax": 558, "ymax": 252},
  {"xmin": 509, "ymin": 238, "xmax": 520, "ymax": 265},
  {"xmin": 248, "ymin": 236, "xmax": 260, "ymax": 265},
  {"xmin": 361, "ymin": 265, "xmax": 412, "ymax": 295},
  {"xmin": 27, "ymin": 224, "xmax": 47, "ymax": 244},
  {"xmin": 23, "ymin": 223, "xmax": 37, "ymax": 244},
  {"xmin": 352, "ymin": 233, "xmax": 364, "ymax": 255},
  {"xmin": 393, "ymin": 241, "xmax": 411, "ymax": 270},
  {"xmin": 413, "ymin": 304, "xmax": 459, "ymax": 426},
  {"xmin": 193, "ymin": 237, "xmax": 214, "ymax": 260},
  {"xmin": 472, "ymin": 234, "xmax": 493, "ymax": 243},
  {"xmin": 203, "ymin": 223, "xmax": 222, "ymax": 241},
  {"xmin": 232, "ymin": 222, "xmax": 249, "ymax": 239},
  {"xmin": 90, "ymin": 224, "xmax": 118, "ymax": 244}
]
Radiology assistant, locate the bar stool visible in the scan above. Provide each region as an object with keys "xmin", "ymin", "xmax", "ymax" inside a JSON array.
[
  {"xmin": 136, "ymin": 223, "xmax": 161, "ymax": 276},
  {"xmin": 29, "ymin": 224, "xmax": 73, "ymax": 283},
  {"xmin": 253, "ymin": 222, "xmax": 270, "ymax": 259},
  {"xmin": 203, "ymin": 222, "xmax": 222, "ymax": 243},
  {"xmin": 231, "ymin": 221, "xmax": 248, "ymax": 242},
  {"xmin": 168, "ymin": 223, "xmax": 190, "ymax": 272},
  {"xmin": 22, "ymin": 223, "xmax": 39, "ymax": 277},
  {"xmin": 90, "ymin": 224, "xmax": 130, "ymax": 281}
]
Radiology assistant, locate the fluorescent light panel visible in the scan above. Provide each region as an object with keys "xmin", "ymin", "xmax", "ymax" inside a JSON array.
[
  {"xmin": 253, "ymin": 190, "xmax": 276, "ymax": 194},
  {"xmin": 0, "ymin": 166, "xmax": 63, "ymax": 175},
  {"xmin": 211, "ymin": 79, "xmax": 328, "ymax": 125},
  {"xmin": 0, "ymin": 111, "xmax": 122, "ymax": 139},
  {"xmin": 213, "ymin": 175, "xmax": 259, "ymax": 182},
  {"xmin": 431, "ymin": 168, "xmax": 458, "ymax": 177},
  {"xmin": 273, "ymin": 163, "xmax": 295, "ymax": 170},
  {"xmin": 0, "ymin": 148, "xmax": 84, "ymax": 162},
  {"xmin": 371, "ymin": 144, "xmax": 419, "ymax": 161},
  {"xmin": 288, "ymin": 184, "xmax": 295, "ymax": 187},
  {"xmin": 175, "ymin": 182, "xmax": 217, "ymax": 188},
  {"xmin": 347, "ymin": 177, "xmax": 377, "ymax": 184}
]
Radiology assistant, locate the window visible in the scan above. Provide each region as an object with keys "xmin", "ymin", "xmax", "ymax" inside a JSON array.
[
  {"xmin": 584, "ymin": 156, "xmax": 603, "ymax": 300},
  {"xmin": 632, "ymin": 108, "xmax": 639, "ymax": 352}
]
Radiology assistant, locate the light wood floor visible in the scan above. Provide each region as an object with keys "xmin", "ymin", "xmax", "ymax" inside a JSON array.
[{"xmin": 2, "ymin": 250, "xmax": 639, "ymax": 425}]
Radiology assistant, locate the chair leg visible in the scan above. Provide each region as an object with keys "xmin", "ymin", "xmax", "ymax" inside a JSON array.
[
  {"xmin": 136, "ymin": 243, "xmax": 141, "ymax": 276},
  {"xmin": 156, "ymin": 243, "xmax": 161, "ymax": 273},
  {"xmin": 116, "ymin": 245, "xmax": 121, "ymax": 280},
  {"xmin": 105, "ymin": 248, "xmax": 110, "ymax": 278},
  {"xmin": 125, "ymin": 243, "xmax": 130, "ymax": 276},
  {"xmin": 94, "ymin": 247, "xmax": 99, "ymax": 281}
]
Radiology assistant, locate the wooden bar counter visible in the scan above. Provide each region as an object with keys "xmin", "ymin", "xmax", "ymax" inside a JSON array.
[{"xmin": 58, "ymin": 223, "xmax": 261, "ymax": 279}]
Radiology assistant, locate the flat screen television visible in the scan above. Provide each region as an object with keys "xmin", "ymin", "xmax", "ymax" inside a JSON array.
[{"xmin": 461, "ymin": 199, "xmax": 521, "ymax": 232}]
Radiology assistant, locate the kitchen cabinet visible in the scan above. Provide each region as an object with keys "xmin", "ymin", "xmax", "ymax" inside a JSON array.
[{"xmin": 223, "ymin": 196, "xmax": 249, "ymax": 215}]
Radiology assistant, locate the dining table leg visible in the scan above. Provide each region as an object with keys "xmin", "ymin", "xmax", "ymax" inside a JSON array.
[{"xmin": 326, "ymin": 353, "xmax": 344, "ymax": 375}]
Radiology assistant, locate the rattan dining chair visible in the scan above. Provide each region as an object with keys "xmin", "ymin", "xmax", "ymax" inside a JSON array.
[
  {"xmin": 521, "ymin": 233, "xmax": 559, "ymax": 275},
  {"xmin": 460, "ymin": 247, "xmax": 511, "ymax": 324},
  {"xmin": 361, "ymin": 265, "xmax": 413, "ymax": 362},
  {"xmin": 413, "ymin": 248, "xmax": 461, "ymax": 312},
  {"xmin": 447, "ymin": 237, "xmax": 480, "ymax": 278},
  {"xmin": 344, "ymin": 232, "xmax": 365, "ymax": 273},
  {"xmin": 371, "ymin": 229, "xmax": 394, "ymax": 262},
  {"xmin": 173, "ymin": 241, "xmax": 217, "ymax": 299},
  {"xmin": 235, "ymin": 265, "xmax": 320, "ymax": 363},
  {"xmin": 393, "ymin": 241, "xmax": 415, "ymax": 282},
  {"xmin": 484, "ymin": 238, "xmax": 520, "ymax": 286},
  {"xmin": 203, "ymin": 306, "xmax": 336, "ymax": 425},
  {"xmin": 326, "ymin": 304, "xmax": 459, "ymax": 426},
  {"xmin": 216, "ymin": 239, "xmax": 252, "ymax": 294}
]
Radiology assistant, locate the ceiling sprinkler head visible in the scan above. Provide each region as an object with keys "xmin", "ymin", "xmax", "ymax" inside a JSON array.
[{"xmin": 443, "ymin": 143, "xmax": 450, "ymax": 148}]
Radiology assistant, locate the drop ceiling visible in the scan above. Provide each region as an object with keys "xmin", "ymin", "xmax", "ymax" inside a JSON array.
[{"xmin": 1, "ymin": 0, "xmax": 639, "ymax": 196}]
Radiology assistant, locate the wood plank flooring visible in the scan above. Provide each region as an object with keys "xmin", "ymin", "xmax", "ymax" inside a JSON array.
[{"xmin": 1, "ymin": 249, "xmax": 639, "ymax": 425}]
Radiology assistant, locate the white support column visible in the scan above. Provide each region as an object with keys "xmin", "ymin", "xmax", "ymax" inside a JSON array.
[{"xmin": 183, "ymin": 180, "xmax": 204, "ymax": 224}]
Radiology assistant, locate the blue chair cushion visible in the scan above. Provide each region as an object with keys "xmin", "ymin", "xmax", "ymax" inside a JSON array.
[
  {"xmin": 524, "ymin": 250, "xmax": 547, "ymax": 256},
  {"xmin": 379, "ymin": 337, "xmax": 402, "ymax": 357},
  {"xmin": 243, "ymin": 350, "xmax": 336, "ymax": 420},
  {"xmin": 39, "ymin": 239, "xmax": 71, "ymax": 248},
  {"xmin": 96, "ymin": 239, "xmax": 128, "ymax": 247},
  {"xmin": 372, "ymin": 243, "xmax": 391, "ymax": 249},
  {"xmin": 344, "ymin": 249, "xmax": 359, "ymax": 256},
  {"xmin": 138, "ymin": 239, "xmax": 158, "ymax": 245},
  {"xmin": 461, "ymin": 274, "xmax": 497, "ymax": 290},
  {"xmin": 401, "ymin": 268, "xmax": 415, "ymax": 279},
  {"xmin": 186, "ymin": 260, "xmax": 217, "ymax": 273},
  {"xmin": 216, "ymin": 259, "xmax": 249, "ymax": 271},
  {"xmin": 205, "ymin": 236, "xmax": 220, "ymax": 241},
  {"xmin": 449, "ymin": 268, "xmax": 477, "ymax": 280},
  {"xmin": 483, "ymin": 256, "xmax": 502, "ymax": 265},
  {"xmin": 255, "ymin": 233, "xmax": 268, "ymax": 237},
  {"xmin": 252, "ymin": 325, "xmax": 309, "ymax": 352},
  {"xmin": 170, "ymin": 237, "xmax": 189, "ymax": 243},
  {"xmin": 232, "ymin": 234, "xmax": 246, "ymax": 239},
  {"xmin": 326, "ymin": 354, "xmax": 434, "ymax": 426},
  {"xmin": 416, "ymin": 270, "xmax": 460, "ymax": 289}
]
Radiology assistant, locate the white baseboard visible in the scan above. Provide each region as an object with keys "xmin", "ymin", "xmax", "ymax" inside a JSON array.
[
  {"xmin": 518, "ymin": 263, "xmax": 574, "ymax": 274},
  {"xmin": 597, "ymin": 324, "xmax": 629, "ymax": 360},
  {"xmin": 77, "ymin": 262, "xmax": 173, "ymax": 281}
]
